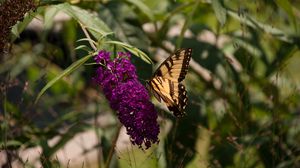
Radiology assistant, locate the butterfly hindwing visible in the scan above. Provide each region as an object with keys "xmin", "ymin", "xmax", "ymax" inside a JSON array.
[
  {"xmin": 149, "ymin": 73, "xmax": 188, "ymax": 117},
  {"xmin": 166, "ymin": 82, "xmax": 188, "ymax": 117},
  {"xmin": 154, "ymin": 48, "xmax": 192, "ymax": 82}
]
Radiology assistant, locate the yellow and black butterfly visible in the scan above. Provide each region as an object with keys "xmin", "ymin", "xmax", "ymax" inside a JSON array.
[{"xmin": 146, "ymin": 48, "xmax": 192, "ymax": 117}]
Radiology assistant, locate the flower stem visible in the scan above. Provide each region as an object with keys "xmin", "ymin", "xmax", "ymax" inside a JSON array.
[
  {"xmin": 105, "ymin": 124, "xmax": 122, "ymax": 168},
  {"xmin": 80, "ymin": 22, "xmax": 97, "ymax": 51}
]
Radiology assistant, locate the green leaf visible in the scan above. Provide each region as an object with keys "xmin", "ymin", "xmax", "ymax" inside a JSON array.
[
  {"xmin": 227, "ymin": 9, "xmax": 294, "ymax": 43},
  {"xmin": 176, "ymin": 0, "xmax": 200, "ymax": 48},
  {"xmin": 35, "ymin": 54, "xmax": 94, "ymax": 104},
  {"xmin": 39, "ymin": 0, "xmax": 64, "ymax": 5},
  {"xmin": 125, "ymin": 0, "xmax": 155, "ymax": 21},
  {"xmin": 75, "ymin": 45, "xmax": 92, "ymax": 52},
  {"xmin": 0, "ymin": 140, "xmax": 23, "ymax": 147},
  {"xmin": 211, "ymin": 0, "xmax": 227, "ymax": 26},
  {"xmin": 84, "ymin": 62, "xmax": 98, "ymax": 66},
  {"xmin": 275, "ymin": 0, "xmax": 298, "ymax": 33},
  {"xmin": 11, "ymin": 10, "xmax": 37, "ymax": 40},
  {"xmin": 105, "ymin": 40, "xmax": 153, "ymax": 64},
  {"xmin": 266, "ymin": 44, "xmax": 298, "ymax": 77},
  {"xmin": 159, "ymin": 2, "xmax": 194, "ymax": 41},
  {"xmin": 54, "ymin": 3, "xmax": 113, "ymax": 40},
  {"xmin": 44, "ymin": 6, "xmax": 60, "ymax": 29}
]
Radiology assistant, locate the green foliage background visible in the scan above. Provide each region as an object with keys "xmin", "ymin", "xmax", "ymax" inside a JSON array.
[{"xmin": 1, "ymin": 0, "xmax": 300, "ymax": 167}]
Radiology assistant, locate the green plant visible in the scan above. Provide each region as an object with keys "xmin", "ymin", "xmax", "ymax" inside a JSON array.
[{"xmin": 1, "ymin": 0, "xmax": 300, "ymax": 167}]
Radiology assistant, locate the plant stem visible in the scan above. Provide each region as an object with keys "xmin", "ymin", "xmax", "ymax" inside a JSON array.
[
  {"xmin": 176, "ymin": 0, "xmax": 200, "ymax": 49},
  {"xmin": 80, "ymin": 22, "xmax": 97, "ymax": 51},
  {"xmin": 105, "ymin": 124, "xmax": 122, "ymax": 168}
]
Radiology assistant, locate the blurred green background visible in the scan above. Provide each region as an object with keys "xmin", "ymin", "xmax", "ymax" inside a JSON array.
[{"xmin": 1, "ymin": 0, "xmax": 300, "ymax": 167}]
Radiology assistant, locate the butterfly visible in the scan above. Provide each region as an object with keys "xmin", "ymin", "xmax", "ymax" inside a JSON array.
[{"xmin": 146, "ymin": 48, "xmax": 192, "ymax": 117}]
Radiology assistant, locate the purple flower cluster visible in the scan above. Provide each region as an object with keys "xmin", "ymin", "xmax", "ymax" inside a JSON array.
[{"xmin": 94, "ymin": 50, "xmax": 159, "ymax": 149}]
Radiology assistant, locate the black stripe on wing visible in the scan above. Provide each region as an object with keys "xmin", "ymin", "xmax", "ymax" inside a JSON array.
[
  {"xmin": 167, "ymin": 83, "xmax": 188, "ymax": 117},
  {"xmin": 154, "ymin": 48, "xmax": 192, "ymax": 82},
  {"xmin": 149, "ymin": 77, "xmax": 188, "ymax": 117}
]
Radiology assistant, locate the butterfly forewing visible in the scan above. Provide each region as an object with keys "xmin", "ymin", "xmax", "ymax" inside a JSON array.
[{"xmin": 154, "ymin": 48, "xmax": 192, "ymax": 82}]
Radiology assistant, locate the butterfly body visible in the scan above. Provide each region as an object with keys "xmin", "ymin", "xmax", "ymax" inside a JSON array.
[{"xmin": 147, "ymin": 48, "xmax": 192, "ymax": 117}]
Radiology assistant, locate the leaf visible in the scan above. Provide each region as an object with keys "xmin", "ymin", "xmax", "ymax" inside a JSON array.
[
  {"xmin": 11, "ymin": 10, "xmax": 37, "ymax": 40},
  {"xmin": 75, "ymin": 45, "xmax": 92, "ymax": 52},
  {"xmin": 125, "ymin": 0, "xmax": 155, "ymax": 21},
  {"xmin": 39, "ymin": 0, "xmax": 64, "ymax": 5},
  {"xmin": 54, "ymin": 3, "xmax": 113, "ymax": 40},
  {"xmin": 105, "ymin": 40, "xmax": 153, "ymax": 64},
  {"xmin": 176, "ymin": 0, "xmax": 200, "ymax": 48},
  {"xmin": 35, "ymin": 54, "xmax": 94, "ymax": 104},
  {"xmin": 227, "ymin": 9, "xmax": 295, "ymax": 43},
  {"xmin": 44, "ymin": 6, "xmax": 60, "ymax": 29},
  {"xmin": 265, "ymin": 44, "xmax": 298, "ymax": 77},
  {"xmin": 98, "ymin": 3, "xmax": 150, "ymax": 50},
  {"xmin": 0, "ymin": 140, "xmax": 23, "ymax": 147},
  {"xmin": 275, "ymin": 0, "xmax": 298, "ymax": 33},
  {"xmin": 159, "ymin": 2, "xmax": 194, "ymax": 41},
  {"xmin": 211, "ymin": 0, "xmax": 227, "ymax": 26}
]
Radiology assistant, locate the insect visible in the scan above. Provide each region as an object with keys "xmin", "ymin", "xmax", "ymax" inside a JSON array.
[{"xmin": 146, "ymin": 48, "xmax": 192, "ymax": 117}]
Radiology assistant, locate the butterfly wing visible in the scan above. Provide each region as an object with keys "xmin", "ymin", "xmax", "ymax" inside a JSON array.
[
  {"xmin": 148, "ymin": 48, "xmax": 192, "ymax": 117},
  {"xmin": 149, "ymin": 77, "xmax": 188, "ymax": 117},
  {"xmin": 153, "ymin": 48, "xmax": 192, "ymax": 82}
]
